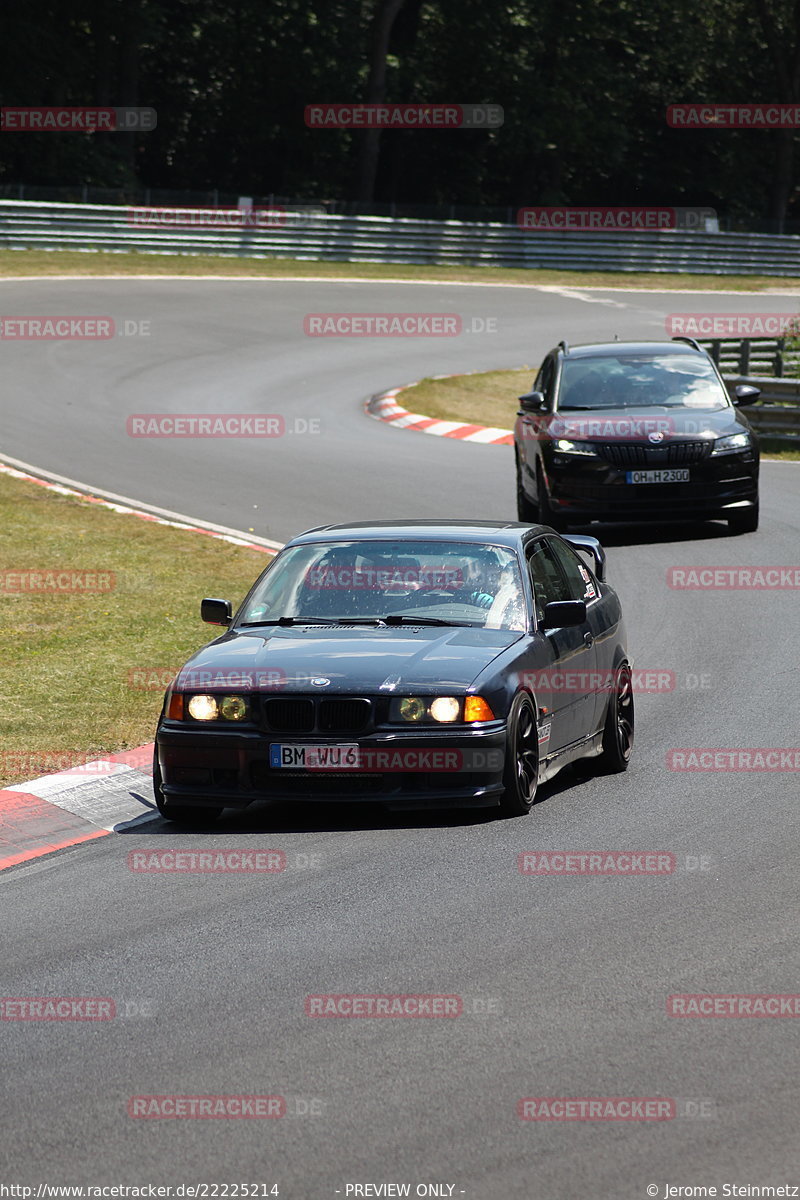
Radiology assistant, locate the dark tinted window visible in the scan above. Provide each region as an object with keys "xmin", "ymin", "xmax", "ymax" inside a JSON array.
[
  {"xmin": 534, "ymin": 355, "xmax": 556, "ymax": 406},
  {"xmin": 527, "ymin": 539, "xmax": 572, "ymax": 623},
  {"xmin": 547, "ymin": 538, "xmax": 598, "ymax": 603}
]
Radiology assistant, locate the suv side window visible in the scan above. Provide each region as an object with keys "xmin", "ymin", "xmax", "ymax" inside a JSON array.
[
  {"xmin": 546, "ymin": 537, "xmax": 598, "ymax": 604},
  {"xmin": 534, "ymin": 355, "xmax": 556, "ymax": 408},
  {"xmin": 526, "ymin": 539, "xmax": 572, "ymax": 624}
]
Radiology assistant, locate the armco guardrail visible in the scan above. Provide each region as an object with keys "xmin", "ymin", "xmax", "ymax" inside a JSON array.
[
  {"xmin": 6, "ymin": 199, "xmax": 800, "ymax": 274},
  {"xmin": 700, "ymin": 336, "xmax": 800, "ymax": 377}
]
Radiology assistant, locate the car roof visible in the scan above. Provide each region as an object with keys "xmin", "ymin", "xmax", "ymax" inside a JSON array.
[
  {"xmin": 287, "ymin": 520, "xmax": 550, "ymax": 547},
  {"xmin": 558, "ymin": 340, "xmax": 706, "ymax": 359}
]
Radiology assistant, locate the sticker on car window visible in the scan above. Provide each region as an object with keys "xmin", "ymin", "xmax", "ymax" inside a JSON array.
[{"xmin": 578, "ymin": 564, "xmax": 597, "ymax": 599}]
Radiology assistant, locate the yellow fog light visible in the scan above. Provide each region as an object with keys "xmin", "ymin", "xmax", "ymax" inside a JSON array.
[
  {"xmin": 430, "ymin": 696, "xmax": 461, "ymax": 723},
  {"xmin": 187, "ymin": 694, "xmax": 219, "ymax": 721},
  {"xmin": 220, "ymin": 695, "xmax": 247, "ymax": 721},
  {"xmin": 399, "ymin": 697, "xmax": 427, "ymax": 722},
  {"xmin": 464, "ymin": 695, "xmax": 495, "ymax": 722}
]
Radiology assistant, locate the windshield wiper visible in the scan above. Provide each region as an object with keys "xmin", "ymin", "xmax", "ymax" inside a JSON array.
[
  {"xmin": 241, "ymin": 616, "xmax": 391, "ymax": 627},
  {"xmin": 240, "ymin": 616, "xmax": 341, "ymax": 626},
  {"xmin": 384, "ymin": 614, "xmax": 474, "ymax": 626},
  {"xmin": 335, "ymin": 617, "xmax": 388, "ymax": 626}
]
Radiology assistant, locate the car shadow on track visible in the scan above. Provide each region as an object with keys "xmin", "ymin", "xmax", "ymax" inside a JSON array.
[
  {"xmin": 123, "ymin": 771, "xmax": 586, "ymax": 835},
  {"xmin": 568, "ymin": 518, "xmax": 737, "ymax": 547}
]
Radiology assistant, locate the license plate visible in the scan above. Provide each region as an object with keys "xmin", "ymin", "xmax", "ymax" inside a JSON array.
[
  {"xmin": 269, "ymin": 743, "xmax": 360, "ymax": 770},
  {"xmin": 626, "ymin": 469, "xmax": 690, "ymax": 484}
]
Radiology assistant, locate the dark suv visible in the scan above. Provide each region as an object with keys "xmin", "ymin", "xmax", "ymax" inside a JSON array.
[{"xmin": 514, "ymin": 338, "xmax": 760, "ymax": 534}]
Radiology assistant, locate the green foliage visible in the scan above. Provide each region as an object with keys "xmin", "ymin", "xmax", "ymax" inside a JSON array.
[{"xmin": 0, "ymin": 0, "xmax": 798, "ymax": 225}]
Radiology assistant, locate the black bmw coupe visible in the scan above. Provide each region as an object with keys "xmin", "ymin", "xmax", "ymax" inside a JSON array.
[{"xmin": 154, "ymin": 520, "xmax": 634, "ymax": 822}]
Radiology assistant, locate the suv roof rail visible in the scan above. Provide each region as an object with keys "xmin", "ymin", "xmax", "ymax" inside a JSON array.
[
  {"xmin": 671, "ymin": 335, "xmax": 701, "ymax": 351},
  {"xmin": 558, "ymin": 339, "xmax": 570, "ymax": 355}
]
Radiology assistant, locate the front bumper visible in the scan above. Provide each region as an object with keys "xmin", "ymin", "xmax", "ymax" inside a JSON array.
[
  {"xmin": 156, "ymin": 722, "xmax": 507, "ymax": 810},
  {"xmin": 543, "ymin": 449, "xmax": 758, "ymax": 522}
]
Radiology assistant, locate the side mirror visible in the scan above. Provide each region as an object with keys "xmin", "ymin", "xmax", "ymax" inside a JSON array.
[
  {"xmin": 518, "ymin": 390, "xmax": 547, "ymax": 413},
  {"xmin": 201, "ymin": 597, "xmax": 232, "ymax": 626},
  {"xmin": 541, "ymin": 599, "xmax": 587, "ymax": 629},
  {"xmin": 734, "ymin": 384, "xmax": 761, "ymax": 406}
]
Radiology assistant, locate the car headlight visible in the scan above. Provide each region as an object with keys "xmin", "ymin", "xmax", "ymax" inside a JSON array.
[
  {"xmin": 429, "ymin": 696, "xmax": 461, "ymax": 723},
  {"xmin": 187, "ymin": 694, "xmax": 219, "ymax": 721},
  {"xmin": 398, "ymin": 697, "xmax": 427, "ymax": 722},
  {"xmin": 393, "ymin": 696, "xmax": 462, "ymax": 723},
  {"xmin": 185, "ymin": 694, "xmax": 249, "ymax": 721},
  {"xmin": 554, "ymin": 439, "xmax": 596, "ymax": 456},
  {"xmin": 219, "ymin": 695, "xmax": 248, "ymax": 721},
  {"xmin": 712, "ymin": 432, "xmax": 751, "ymax": 455},
  {"xmin": 391, "ymin": 696, "xmax": 495, "ymax": 724}
]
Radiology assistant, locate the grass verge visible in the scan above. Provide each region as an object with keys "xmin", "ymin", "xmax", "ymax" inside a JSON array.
[
  {"xmin": 0, "ymin": 470, "xmax": 269, "ymax": 788},
  {"xmin": 1, "ymin": 248, "xmax": 800, "ymax": 291},
  {"xmin": 399, "ymin": 369, "xmax": 800, "ymax": 460}
]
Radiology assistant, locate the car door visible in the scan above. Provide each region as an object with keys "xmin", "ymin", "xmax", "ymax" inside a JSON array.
[
  {"xmin": 517, "ymin": 353, "xmax": 556, "ymax": 489},
  {"xmin": 526, "ymin": 537, "xmax": 598, "ymax": 749}
]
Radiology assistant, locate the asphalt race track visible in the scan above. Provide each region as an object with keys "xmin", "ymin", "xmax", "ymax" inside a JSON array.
[{"xmin": 3, "ymin": 278, "xmax": 800, "ymax": 1198}]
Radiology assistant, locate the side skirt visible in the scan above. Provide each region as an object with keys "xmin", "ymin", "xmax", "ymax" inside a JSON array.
[{"xmin": 538, "ymin": 731, "xmax": 603, "ymax": 783}]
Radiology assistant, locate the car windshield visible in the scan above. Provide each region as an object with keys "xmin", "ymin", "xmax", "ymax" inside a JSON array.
[
  {"xmin": 557, "ymin": 353, "xmax": 729, "ymax": 410},
  {"xmin": 238, "ymin": 539, "xmax": 527, "ymax": 631}
]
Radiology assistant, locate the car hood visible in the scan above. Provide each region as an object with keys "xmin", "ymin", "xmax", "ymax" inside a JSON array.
[
  {"xmin": 550, "ymin": 404, "xmax": 749, "ymax": 439},
  {"xmin": 176, "ymin": 625, "xmax": 523, "ymax": 693}
]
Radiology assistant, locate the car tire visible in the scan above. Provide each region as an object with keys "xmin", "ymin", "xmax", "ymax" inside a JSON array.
[
  {"xmin": 500, "ymin": 694, "xmax": 539, "ymax": 816},
  {"xmin": 597, "ymin": 662, "xmax": 635, "ymax": 772},
  {"xmin": 727, "ymin": 501, "xmax": 759, "ymax": 534},
  {"xmin": 152, "ymin": 752, "xmax": 222, "ymax": 824},
  {"xmin": 537, "ymin": 466, "xmax": 567, "ymax": 532},
  {"xmin": 516, "ymin": 456, "xmax": 539, "ymax": 522}
]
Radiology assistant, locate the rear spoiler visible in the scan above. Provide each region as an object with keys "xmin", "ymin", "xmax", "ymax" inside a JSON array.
[{"xmin": 563, "ymin": 534, "xmax": 606, "ymax": 582}]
